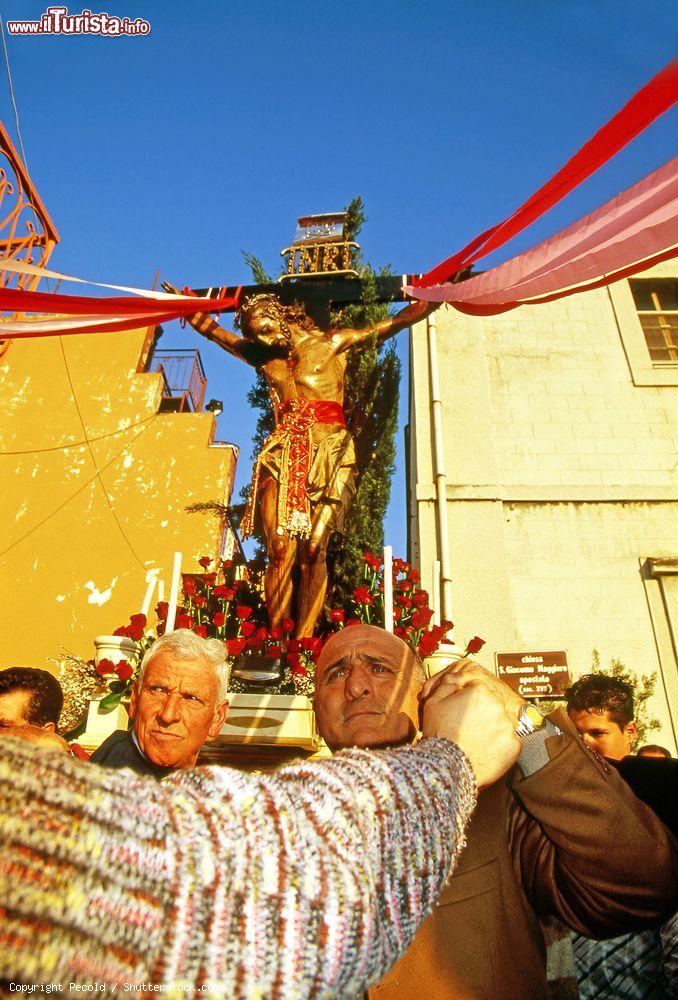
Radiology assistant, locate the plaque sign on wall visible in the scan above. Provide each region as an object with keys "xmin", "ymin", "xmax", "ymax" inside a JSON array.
[{"xmin": 495, "ymin": 650, "xmax": 570, "ymax": 698}]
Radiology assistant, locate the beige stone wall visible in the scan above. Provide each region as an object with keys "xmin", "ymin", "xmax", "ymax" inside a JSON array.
[
  {"xmin": 0, "ymin": 326, "xmax": 237, "ymax": 670},
  {"xmin": 409, "ymin": 262, "xmax": 678, "ymax": 750}
]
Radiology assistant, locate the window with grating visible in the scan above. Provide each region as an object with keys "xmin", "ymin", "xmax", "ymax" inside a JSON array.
[{"xmin": 630, "ymin": 279, "xmax": 678, "ymax": 363}]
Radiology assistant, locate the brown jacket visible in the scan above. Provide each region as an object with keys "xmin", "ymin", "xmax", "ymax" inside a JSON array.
[{"xmin": 369, "ymin": 711, "xmax": 678, "ymax": 1000}]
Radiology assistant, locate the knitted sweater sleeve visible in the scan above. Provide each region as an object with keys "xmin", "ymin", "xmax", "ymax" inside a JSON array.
[{"xmin": 0, "ymin": 736, "xmax": 475, "ymax": 998}]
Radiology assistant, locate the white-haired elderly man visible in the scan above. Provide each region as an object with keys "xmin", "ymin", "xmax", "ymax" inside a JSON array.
[{"xmin": 91, "ymin": 629, "xmax": 229, "ymax": 778}]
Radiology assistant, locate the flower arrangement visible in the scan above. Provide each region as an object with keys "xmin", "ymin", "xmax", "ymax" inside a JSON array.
[
  {"xmin": 329, "ymin": 552, "xmax": 455, "ymax": 658},
  {"xmin": 92, "ymin": 551, "xmax": 484, "ymax": 708}
]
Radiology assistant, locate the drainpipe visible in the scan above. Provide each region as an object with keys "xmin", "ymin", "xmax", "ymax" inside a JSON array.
[{"xmin": 427, "ymin": 312, "xmax": 454, "ymax": 623}]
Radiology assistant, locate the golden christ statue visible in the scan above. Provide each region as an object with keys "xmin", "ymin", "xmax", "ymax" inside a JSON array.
[{"xmin": 164, "ymin": 284, "xmax": 434, "ymax": 637}]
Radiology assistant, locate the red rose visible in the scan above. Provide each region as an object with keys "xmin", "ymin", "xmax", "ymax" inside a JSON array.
[
  {"xmin": 176, "ymin": 613, "xmax": 193, "ymax": 629},
  {"xmin": 96, "ymin": 658, "xmax": 116, "ymax": 676},
  {"xmin": 129, "ymin": 613, "xmax": 146, "ymax": 628},
  {"xmin": 393, "ymin": 558, "xmax": 405, "ymax": 573},
  {"xmin": 240, "ymin": 620, "xmax": 255, "ymax": 637},
  {"xmin": 69, "ymin": 742, "xmax": 90, "ymax": 761},
  {"xmin": 116, "ymin": 661, "xmax": 134, "ymax": 681},
  {"xmin": 330, "ymin": 608, "xmax": 345, "ymax": 624},
  {"xmin": 346, "ymin": 618, "xmax": 362, "ymax": 627},
  {"xmin": 287, "ymin": 639, "xmax": 301, "ymax": 653},
  {"xmin": 466, "ymin": 636, "xmax": 485, "ymax": 655},
  {"xmin": 212, "ymin": 612, "xmax": 225, "ymax": 627},
  {"xmin": 199, "ymin": 556, "xmax": 211, "ymax": 569},
  {"xmin": 213, "ymin": 585, "xmax": 235, "ymax": 600},
  {"xmin": 227, "ymin": 637, "xmax": 247, "ymax": 657},
  {"xmin": 156, "ymin": 623, "xmax": 166, "ymax": 636},
  {"xmin": 194, "ymin": 625, "xmax": 207, "ymax": 639},
  {"xmin": 222, "ymin": 559, "xmax": 233, "ymax": 571},
  {"xmin": 246, "ymin": 635, "xmax": 265, "ymax": 651},
  {"xmin": 281, "ymin": 618, "xmax": 295, "ymax": 634},
  {"xmin": 397, "ymin": 596, "xmax": 412, "ymax": 609},
  {"xmin": 363, "ymin": 552, "xmax": 381, "ymax": 572},
  {"xmin": 267, "ymin": 644, "xmax": 282, "ymax": 658},
  {"xmin": 254, "ymin": 626, "xmax": 268, "ymax": 641},
  {"xmin": 113, "ymin": 626, "xmax": 130, "ymax": 638},
  {"xmin": 291, "ymin": 661, "xmax": 308, "ymax": 677},
  {"xmin": 155, "ymin": 601, "xmax": 169, "ymax": 621},
  {"xmin": 408, "ymin": 568, "xmax": 421, "ymax": 584},
  {"xmin": 441, "ymin": 619, "xmax": 454, "ymax": 632},
  {"xmin": 412, "ymin": 590, "xmax": 429, "ymax": 608},
  {"xmin": 202, "ymin": 573, "xmax": 217, "ymax": 588},
  {"xmin": 269, "ymin": 626, "xmax": 283, "ymax": 641},
  {"xmin": 236, "ymin": 605, "xmax": 253, "ymax": 620},
  {"xmin": 286, "ymin": 652, "xmax": 302, "ymax": 670},
  {"xmin": 182, "ymin": 576, "xmax": 197, "ymax": 597},
  {"xmin": 194, "ymin": 595, "xmax": 207, "ymax": 609}
]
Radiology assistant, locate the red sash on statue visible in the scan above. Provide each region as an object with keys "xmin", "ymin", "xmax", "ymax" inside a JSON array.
[{"xmin": 240, "ymin": 398, "xmax": 346, "ymax": 540}]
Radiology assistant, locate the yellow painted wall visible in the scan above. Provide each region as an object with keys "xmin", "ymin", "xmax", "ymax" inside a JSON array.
[{"xmin": 0, "ymin": 325, "xmax": 237, "ymax": 669}]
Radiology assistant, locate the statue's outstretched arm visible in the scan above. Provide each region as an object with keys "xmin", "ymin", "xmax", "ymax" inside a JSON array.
[
  {"xmin": 161, "ymin": 281, "xmax": 250, "ymax": 364},
  {"xmin": 335, "ymin": 299, "xmax": 438, "ymax": 352}
]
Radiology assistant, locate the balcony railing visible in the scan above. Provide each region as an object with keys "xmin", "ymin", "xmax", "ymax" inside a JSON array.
[{"xmin": 152, "ymin": 349, "xmax": 207, "ymax": 413}]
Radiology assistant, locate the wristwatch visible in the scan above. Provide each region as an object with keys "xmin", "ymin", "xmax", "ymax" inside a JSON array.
[{"xmin": 516, "ymin": 703, "xmax": 545, "ymax": 739}]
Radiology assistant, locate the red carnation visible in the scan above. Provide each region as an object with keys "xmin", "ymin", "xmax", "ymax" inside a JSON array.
[
  {"xmin": 240, "ymin": 620, "xmax": 255, "ymax": 638},
  {"xmin": 353, "ymin": 586, "xmax": 374, "ymax": 606},
  {"xmin": 418, "ymin": 634, "xmax": 439, "ymax": 658},
  {"xmin": 199, "ymin": 556, "xmax": 211, "ymax": 569},
  {"xmin": 269, "ymin": 626, "xmax": 283, "ymax": 641},
  {"xmin": 116, "ymin": 661, "xmax": 134, "ymax": 681},
  {"xmin": 227, "ymin": 637, "xmax": 247, "ymax": 657},
  {"xmin": 330, "ymin": 608, "xmax": 345, "ymax": 624},
  {"xmin": 176, "ymin": 613, "xmax": 193, "ymax": 629},
  {"xmin": 267, "ymin": 644, "xmax": 282, "ymax": 658},
  {"xmin": 236, "ymin": 605, "xmax": 253, "ymax": 620},
  {"xmin": 156, "ymin": 601, "xmax": 169, "ymax": 621},
  {"xmin": 411, "ymin": 608, "xmax": 434, "ymax": 629},
  {"xmin": 194, "ymin": 625, "xmax": 207, "ymax": 638},
  {"xmin": 281, "ymin": 618, "xmax": 295, "ymax": 634},
  {"xmin": 466, "ymin": 636, "xmax": 485, "ymax": 655},
  {"xmin": 213, "ymin": 585, "xmax": 235, "ymax": 600},
  {"xmin": 96, "ymin": 658, "xmax": 116, "ymax": 676},
  {"xmin": 363, "ymin": 552, "xmax": 381, "ymax": 572},
  {"xmin": 212, "ymin": 612, "xmax": 225, "ymax": 628},
  {"xmin": 194, "ymin": 595, "xmax": 207, "ymax": 609}
]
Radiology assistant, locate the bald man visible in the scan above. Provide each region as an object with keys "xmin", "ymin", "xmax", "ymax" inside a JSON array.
[{"xmin": 313, "ymin": 625, "xmax": 678, "ymax": 1000}]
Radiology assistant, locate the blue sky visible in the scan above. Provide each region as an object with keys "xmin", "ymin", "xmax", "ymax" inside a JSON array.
[{"xmin": 2, "ymin": 0, "xmax": 676, "ymax": 556}]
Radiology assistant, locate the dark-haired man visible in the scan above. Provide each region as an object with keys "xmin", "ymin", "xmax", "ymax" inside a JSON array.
[
  {"xmin": 566, "ymin": 672, "xmax": 677, "ymax": 998},
  {"xmin": 314, "ymin": 626, "xmax": 678, "ymax": 999},
  {"xmin": 565, "ymin": 673, "xmax": 637, "ymax": 759},
  {"xmin": 0, "ymin": 667, "xmax": 63, "ymax": 733}
]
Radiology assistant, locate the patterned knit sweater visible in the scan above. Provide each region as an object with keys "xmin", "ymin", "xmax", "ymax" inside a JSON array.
[{"xmin": 0, "ymin": 736, "xmax": 475, "ymax": 998}]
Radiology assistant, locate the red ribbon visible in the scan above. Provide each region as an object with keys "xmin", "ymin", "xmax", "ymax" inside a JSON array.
[{"xmin": 414, "ymin": 58, "xmax": 678, "ymax": 287}]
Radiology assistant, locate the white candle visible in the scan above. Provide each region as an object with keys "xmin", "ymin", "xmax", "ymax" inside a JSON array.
[
  {"xmin": 140, "ymin": 570, "xmax": 159, "ymax": 618},
  {"xmin": 157, "ymin": 579, "xmax": 165, "ymax": 603},
  {"xmin": 383, "ymin": 545, "xmax": 394, "ymax": 633},
  {"xmin": 165, "ymin": 552, "xmax": 183, "ymax": 633}
]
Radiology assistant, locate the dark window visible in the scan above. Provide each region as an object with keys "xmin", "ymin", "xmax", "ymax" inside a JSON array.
[{"xmin": 630, "ymin": 279, "xmax": 678, "ymax": 363}]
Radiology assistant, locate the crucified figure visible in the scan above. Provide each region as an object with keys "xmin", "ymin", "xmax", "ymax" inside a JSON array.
[{"xmin": 163, "ymin": 283, "xmax": 435, "ymax": 637}]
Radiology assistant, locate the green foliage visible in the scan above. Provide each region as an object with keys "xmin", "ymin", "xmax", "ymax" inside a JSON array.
[
  {"xmin": 241, "ymin": 251, "xmax": 272, "ymax": 286},
  {"xmin": 589, "ymin": 649, "xmax": 661, "ymax": 749}
]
